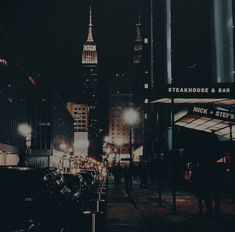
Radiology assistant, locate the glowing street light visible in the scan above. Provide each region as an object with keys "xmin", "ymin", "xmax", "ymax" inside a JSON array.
[
  {"xmin": 59, "ymin": 143, "xmax": 67, "ymax": 151},
  {"xmin": 115, "ymin": 138, "xmax": 124, "ymax": 147},
  {"xmin": 104, "ymin": 136, "xmax": 111, "ymax": 143},
  {"xmin": 18, "ymin": 123, "xmax": 32, "ymax": 138},
  {"xmin": 123, "ymin": 108, "xmax": 139, "ymax": 125}
]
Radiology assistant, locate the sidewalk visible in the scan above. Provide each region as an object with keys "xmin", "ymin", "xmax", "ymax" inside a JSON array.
[
  {"xmin": 106, "ymin": 176, "xmax": 149, "ymax": 232},
  {"xmin": 106, "ymin": 176, "xmax": 235, "ymax": 232},
  {"xmin": 128, "ymin": 178, "xmax": 235, "ymax": 232}
]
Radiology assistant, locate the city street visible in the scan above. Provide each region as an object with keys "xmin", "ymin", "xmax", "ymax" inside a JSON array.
[{"xmin": 1, "ymin": 1, "xmax": 235, "ymax": 231}]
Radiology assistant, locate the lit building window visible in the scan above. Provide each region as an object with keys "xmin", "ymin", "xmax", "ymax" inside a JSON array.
[
  {"xmin": 144, "ymin": 84, "xmax": 148, "ymax": 89},
  {"xmin": 144, "ymin": 99, "xmax": 149, "ymax": 104},
  {"xmin": 145, "ymin": 113, "xmax": 148, "ymax": 119},
  {"xmin": 144, "ymin": 38, "xmax": 148, "ymax": 44}
]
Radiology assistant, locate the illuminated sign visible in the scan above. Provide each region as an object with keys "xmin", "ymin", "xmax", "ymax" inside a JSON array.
[
  {"xmin": 154, "ymin": 84, "xmax": 235, "ymax": 98},
  {"xmin": 191, "ymin": 106, "xmax": 235, "ymax": 122}
]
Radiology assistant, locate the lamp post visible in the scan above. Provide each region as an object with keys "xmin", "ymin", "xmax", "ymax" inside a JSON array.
[
  {"xmin": 18, "ymin": 123, "xmax": 32, "ymax": 165},
  {"xmin": 123, "ymin": 108, "xmax": 139, "ymax": 190}
]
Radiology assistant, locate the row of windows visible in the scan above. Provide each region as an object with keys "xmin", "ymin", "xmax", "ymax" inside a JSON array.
[
  {"xmin": 73, "ymin": 107, "xmax": 86, "ymax": 111},
  {"xmin": 74, "ymin": 120, "xmax": 86, "ymax": 124},
  {"xmin": 75, "ymin": 124, "xmax": 87, "ymax": 128}
]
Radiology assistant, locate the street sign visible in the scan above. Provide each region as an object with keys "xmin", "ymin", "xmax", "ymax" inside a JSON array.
[
  {"xmin": 190, "ymin": 106, "xmax": 235, "ymax": 122},
  {"xmin": 153, "ymin": 83, "xmax": 235, "ymax": 99}
]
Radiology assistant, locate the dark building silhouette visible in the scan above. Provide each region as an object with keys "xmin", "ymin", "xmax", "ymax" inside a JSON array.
[
  {"xmin": 25, "ymin": 89, "xmax": 74, "ymax": 168},
  {"xmin": 0, "ymin": 58, "xmax": 36, "ymax": 165},
  {"xmin": 131, "ymin": 14, "xmax": 152, "ymax": 159},
  {"xmin": 108, "ymin": 72, "xmax": 133, "ymax": 157}
]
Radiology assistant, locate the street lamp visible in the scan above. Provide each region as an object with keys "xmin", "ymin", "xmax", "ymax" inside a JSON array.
[
  {"xmin": 104, "ymin": 136, "xmax": 111, "ymax": 143},
  {"xmin": 59, "ymin": 143, "xmax": 67, "ymax": 152},
  {"xmin": 123, "ymin": 108, "xmax": 139, "ymax": 190},
  {"xmin": 18, "ymin": 123, "xmax": 32, "ymax": 165}
]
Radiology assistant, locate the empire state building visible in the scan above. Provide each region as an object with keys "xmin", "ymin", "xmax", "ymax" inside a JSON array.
[
  {"xmin": 82, "ymin": 5, "xmax": 98, "ymax": 100},
  {"xmin": 82, "ymin": 5, "xmax": 102, "ymax": 156}
]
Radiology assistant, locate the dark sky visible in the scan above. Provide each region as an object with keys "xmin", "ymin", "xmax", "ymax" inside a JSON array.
[
  {"xmin": 1, "ymin": 1, "xmax": 226, "ymax": 101},
  {"xmin": 0, "ymin": 0, "xmax": 143, "ymax": 102}
]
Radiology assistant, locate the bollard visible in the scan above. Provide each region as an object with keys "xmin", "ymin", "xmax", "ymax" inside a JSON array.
[
  {"xmin": 98, "ymin": 182, "xmax": 107, "ymax": 189},
  {"xmin": 97, "ymin": 186, "xmax": 107, "ymax": 194},
  {"xmin": 97, "ymin": 188, "xmax": 106, "ymax": 195},
  {"xmin": 82, "ymin": 211, "xmax": 92, "ymax": 232},
  {"xmin": 98, "ymin": 193, "xmax": 102, "ymax": 201},
  {"xmin": 82, "ymin": 210, "xmax": 105, "ymax": 232},
  {"xmin": 90, "ymin": 199, "xmax": 106, "ymax": 213},
  {"xmin": 94, "ymin": 192, "xmax": 106, "ymax": 201},
  {"xmin": 92, "ymin": 212, "xmax": 96, "ymax": 232}
]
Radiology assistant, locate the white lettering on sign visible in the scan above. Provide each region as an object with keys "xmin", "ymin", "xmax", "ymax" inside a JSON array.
[
  {"xmin": 218, "ymin": 88, "xmax": 230, "ymax": 93},
  {"xmin": 215, "ymin": 111, "xmax": 235, "ymax": 120},
  {"xmin": 167, "ymin": 87, "xmax": 231, "ymax": 94},
  {"xmin": 168, "ymin": 88, "xmax": 209, "ymax": 93},
  {"xmin": 193, "ymin": 107, "xmax": 208, "ymax": 115}
]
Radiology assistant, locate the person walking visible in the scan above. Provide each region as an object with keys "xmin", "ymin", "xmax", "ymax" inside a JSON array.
[
  {"xmin": 139, "ymin": 161, "xmax": 148, "ymax": 189},
  {"xmin": 192, "ymin": 161, "xmax": 213, "ymax": 214}
]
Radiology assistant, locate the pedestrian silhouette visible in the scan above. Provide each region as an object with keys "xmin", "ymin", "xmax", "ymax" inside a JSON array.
[
  {"xmin": 192, "ymin": 160, "xmax": 223, "ymax": 214},
  {"xmin": 139, "ymin": 161, "xmax": 148, "ymax": 189}
]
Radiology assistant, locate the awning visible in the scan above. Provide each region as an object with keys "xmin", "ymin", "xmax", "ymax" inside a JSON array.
[
  {"xmin": 175, "ymin": 114, "xmax": 235, "ymax": 141},
  {"xmin": 151, "ymin": 98, "xmax": 230, "ymax": 104}
]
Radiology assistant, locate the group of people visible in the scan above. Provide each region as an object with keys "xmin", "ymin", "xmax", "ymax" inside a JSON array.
[
  {"xmin": 191, "ymin": 161, "xmax": 227, "ymax": 214},
  {"xmin": 111, "ymin": 163, "xmax": 132, "ymax": 192},
  {"xmin": 109, "ymin": 157, "xmax": 230, "ymax": 215},
  {"xmin": 110, "ymin": 159, "xmax": 167, "ymax": 192}
]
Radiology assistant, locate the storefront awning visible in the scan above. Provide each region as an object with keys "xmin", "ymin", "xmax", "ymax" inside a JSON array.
[
  {"xmin": 151, "ymin": 98, "xmax": 230, "ymax": 104},
  {"xmin": 175, "ymin": 114, "xmax": 235, "ymax": 141}
]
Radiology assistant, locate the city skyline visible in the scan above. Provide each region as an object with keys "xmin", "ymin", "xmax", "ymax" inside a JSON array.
[
  {"xmin": 1, "ymin": 0, "xmax": 228, "ymax": 102},
  {"xmin": 0, "ymin": 0, "xmax": 144, "ymax": 102}
]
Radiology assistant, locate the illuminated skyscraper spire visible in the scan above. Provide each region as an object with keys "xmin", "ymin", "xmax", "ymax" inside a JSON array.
[
  {"xmin": 87, "ymin": 5, "xmax": 94, "ymax": 42},
  {"xmin": 82, "ymin": 5, "xmax": 98, "ymax": 64}
]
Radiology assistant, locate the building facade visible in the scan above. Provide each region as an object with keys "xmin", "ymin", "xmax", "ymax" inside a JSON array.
[
  {"xmin": 131, "ymin": 15, "xmax": 152, "ymax": 159},
  {"xmin": 67, "ymin": 102, "xmax": 89, "ymax": 157},
  {"xmin": 25, "ymin": 90, "xmax": 74, "ymax": 169},
  {"xmin": 0, "ymin": 58, "xmax": 35, "ymax": 166},
  {"xmin": 108, "ymin": 73, "xmax": 133, "ymax": 160}
]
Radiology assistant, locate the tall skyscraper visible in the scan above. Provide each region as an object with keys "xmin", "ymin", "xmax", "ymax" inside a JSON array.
[
  {"xmin": 82, "ymin": 6, "xmax": 98, "ymax": 92},
  {"xmin": 108, "ymin": 73, "xmax": 133, "ymax": 158},
  {"xmin": 212, "ymin": 0, "xmax": 234, "ymax": 83},
  {"xmin": 133, "ymin": 16, "xmax": 143, "ymax": 65},
  {"xmin": 131, "ymin": 14, "xmax": 152, "ymax": 159},
  {"xmin": 81, "ymin": 5, "xmax": 102, "ymax": 156}
]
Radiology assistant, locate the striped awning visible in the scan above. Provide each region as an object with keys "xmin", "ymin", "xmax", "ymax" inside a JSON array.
[
  {"xmin": 175, "ymin": 114, "xmax": 235, "ymax": 141},
  {"xmin": 151, "ymin": 98, "xmax": 230, "ymax": 104}
]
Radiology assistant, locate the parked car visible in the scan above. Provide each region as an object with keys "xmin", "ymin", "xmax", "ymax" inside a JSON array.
[
  {"xmin": 63, "ymin": 173, "xmax": 88, "ymax": 207},
  {"xmin": 0, "ymin": 166, "xmax": 76, "ymax": 232}
]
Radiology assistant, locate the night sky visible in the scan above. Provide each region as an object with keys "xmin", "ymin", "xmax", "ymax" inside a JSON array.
[
  {"xmin": 0, "ymin": 0, "xmax": 144, "ymax": 101},
  {"xmin": 0, "ymin": 0, "xmax": 224, "ymax": 101}
]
